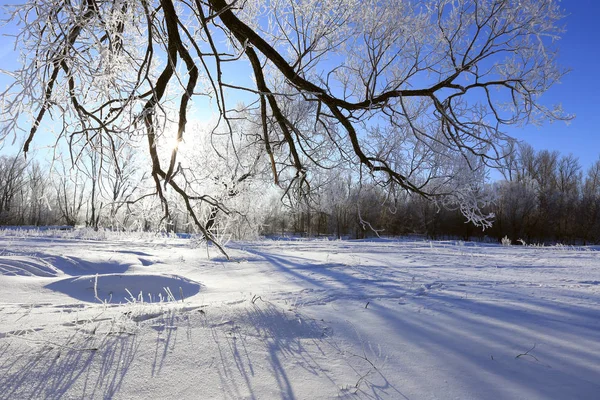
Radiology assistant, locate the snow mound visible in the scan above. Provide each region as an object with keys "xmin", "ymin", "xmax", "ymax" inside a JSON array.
[
  {"xmin": 45, "ymin": 273, "xmax": 201, "ymax": 303},
  {"xmin": 0, "ymin": 256, "xmax": 61, "ymax": 277},
  {"xmin": 43, "ymin": 255, "xmax": 132, "ymax": 276}
]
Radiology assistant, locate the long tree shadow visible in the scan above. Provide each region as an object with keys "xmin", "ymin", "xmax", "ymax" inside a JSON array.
[
  {"xmin": 207, "ymin": 302, "xmax": 365, "ymax": 399},
  {"xmin": 239, "ymin": 243, "xmax": 600, "ymax": 398},
  {"xmin": 326, "ymin": 286, "xmax": 600, "ymax": 399},
  {"xmin": 240, "ymin": 247, "xmax": 412, "ymax": 304},
  {"xmin": 0, "ymin": 330, "xmax": 141, "ymax": 399}
]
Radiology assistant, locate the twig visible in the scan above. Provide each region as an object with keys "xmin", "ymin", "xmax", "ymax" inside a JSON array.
[
  {"xmin": 516, "ymin": 343, "xmax": 539, "ymax": 361},
  {"xmin": 251, "ymin": 295, "xmax": 264, "ymax": 304}
]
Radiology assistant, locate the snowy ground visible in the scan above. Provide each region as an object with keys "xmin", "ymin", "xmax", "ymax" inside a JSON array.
[{"xmin": 0, "ymin": 233, "xmax": 599, "ymax": 399}]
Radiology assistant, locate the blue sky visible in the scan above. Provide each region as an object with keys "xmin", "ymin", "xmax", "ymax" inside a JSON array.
[
  {"xmin": 507, "ymin": 0, "xmax": 600, "ymax": 172},
  {"xmin": 0, "ymin": 1, "xmax": 599, "ymax": 174}
]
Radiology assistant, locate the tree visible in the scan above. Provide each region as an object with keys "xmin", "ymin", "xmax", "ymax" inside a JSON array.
[
  {"xmin": 0, "ymin": 155, "xmax": 28, "ymax": 224},
  {"xmin": 580, "ymin": 159, "xmax": 600, "ymax": 244},
  {"xmin": 493, "ymin": 179, "xmax": 537, "ymax": 242},
  {"xmin": 98, "ymin": 138, "xmax": 146, "ymax": 230},
  {"xmin": 554, "ymin": 154, "xmax": 581, "ymax": 241},
  {"xmin": 24, "ymin": 160, "xmax": 53, "ymax": 226},
  {"xmin": 1, "ymin": 0, "xmax": 570, "ymax": 253},
  {"xmin": 52, "ymin": 156, "xmax": 86, "ymax": 226},
  {"xmin": 495, "ymin": 143, "xmax": 539, "ymax": 242},
  {"xmin": 82, "ymin": 145, "xmax": 103, "ymax": 230}
]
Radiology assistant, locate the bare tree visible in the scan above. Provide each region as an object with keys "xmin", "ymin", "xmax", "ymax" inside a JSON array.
[
  {"xmin": 1, "ymin": 0, "xmax": 571, "ymax": 252},
  {"xmin": 493, "ymin": 179, "xmax": 537, "ymax": 242},
  {"xmin": 555, "ymin": 154, "xmax": 581, "ymax": 241},
  {"xmin": 0, "ymin": 155, "xmax": 28, "ymax": 224},
  {"xmin": 52, "ymin": 157, "xmax": 86, "ymax": 226},
  {"xmin": 580, "ymin": 159, "xmax": 600, "ymax": 244},
  {"xmin": 82, "ymin": 145, "xmax": 103, "ymax": 230},
  {"xmin": 104, "ymin": 141, "xmax": 146, "ymax": 230},
  {"xmin": 25, "ymin": 160, "xmax": 52, "ymax": 226}
]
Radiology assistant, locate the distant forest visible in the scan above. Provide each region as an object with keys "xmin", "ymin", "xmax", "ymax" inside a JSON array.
[{"xmin": 1, "ymin": 142, "xmax": 599, "ymax": 245}]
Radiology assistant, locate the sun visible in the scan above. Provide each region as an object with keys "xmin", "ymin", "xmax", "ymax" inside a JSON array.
[{"xmin": 170, "ymin": 135, "xmax": 188, "ymax": 154}]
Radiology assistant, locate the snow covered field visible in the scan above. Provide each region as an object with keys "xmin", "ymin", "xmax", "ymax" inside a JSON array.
[{"xmin": 0, "ymin": 233, "xmax": 599, "ymax": 399}]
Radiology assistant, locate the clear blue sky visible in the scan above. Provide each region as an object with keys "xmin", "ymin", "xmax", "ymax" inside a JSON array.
[{"xmin": 0, "ymin": 1, "xmax": 599, "ymax": 173}]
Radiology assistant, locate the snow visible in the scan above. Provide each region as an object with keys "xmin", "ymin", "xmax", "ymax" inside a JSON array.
[{"xmin": 1, "ymin": 234, "xmax": 599, "ymax": 399}]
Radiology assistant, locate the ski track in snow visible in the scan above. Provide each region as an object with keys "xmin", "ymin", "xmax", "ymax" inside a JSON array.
[{"xmin": 0, "ymin": 236, "xmax": 599, "ymax": 399}]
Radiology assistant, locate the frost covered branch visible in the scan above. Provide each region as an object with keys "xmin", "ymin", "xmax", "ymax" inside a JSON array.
[{"xmin": 0, "ymin": 0, "xmax": 570, "ymax": 235}]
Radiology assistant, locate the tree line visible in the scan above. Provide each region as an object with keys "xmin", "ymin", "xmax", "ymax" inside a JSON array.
[
  {"xmin": 262, "ymin": 143, "xmax": 600, "ymax": 245},
  {"xmin": 2, "ymin": 141, "xmax": 599, "ymax": 245}
]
